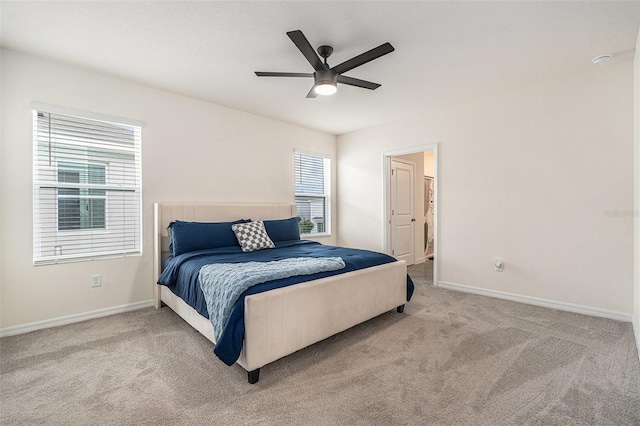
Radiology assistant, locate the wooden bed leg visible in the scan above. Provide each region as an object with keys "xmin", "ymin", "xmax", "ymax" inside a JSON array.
[
  {"xmin": 247, "ymin": 368, "xmax": 260, "ymax": 384},
  {"xmin": 396, "ymin": 304, "xmax": 405, "ymax": 313}
]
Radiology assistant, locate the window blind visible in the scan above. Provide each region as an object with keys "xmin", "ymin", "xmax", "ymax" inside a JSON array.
[
  {"xmin": 32, "ymin": 110, "xmax": 142, "ymax": 264},
  {"xmin": 294, "ymin": 151, "xmax": 331, "ymax": 235}
]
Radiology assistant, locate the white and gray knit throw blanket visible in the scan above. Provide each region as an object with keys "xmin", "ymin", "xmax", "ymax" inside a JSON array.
[{"xmin": 199, "ymin": 257, "xmax": 345, "ymax": 341}]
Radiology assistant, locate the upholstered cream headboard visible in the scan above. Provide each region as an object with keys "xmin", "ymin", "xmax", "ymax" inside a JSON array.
[{"xmin": 153, "ymin": 203, "xmax": 297, "ymax": 286}]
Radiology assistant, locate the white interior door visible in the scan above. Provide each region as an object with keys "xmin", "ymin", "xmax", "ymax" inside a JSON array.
[{"xmin": 390, "ymin": 159, "xmax": 415, "ymax": 265}]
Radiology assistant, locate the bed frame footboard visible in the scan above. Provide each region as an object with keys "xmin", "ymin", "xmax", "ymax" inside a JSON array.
[{"xmin": 241, "ymin": 261, "xmax": 407, "ymax": 374}]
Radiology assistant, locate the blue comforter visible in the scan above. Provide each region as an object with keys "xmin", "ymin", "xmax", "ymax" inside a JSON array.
[{"xmin": 157, "ymin": 240, "xmax": 414, "ymax": 365}]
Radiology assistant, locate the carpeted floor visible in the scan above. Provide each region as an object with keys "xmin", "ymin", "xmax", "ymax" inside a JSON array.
[{"xmin": 1, "ymin": 261, "xmax": 639, "ymax": 425}]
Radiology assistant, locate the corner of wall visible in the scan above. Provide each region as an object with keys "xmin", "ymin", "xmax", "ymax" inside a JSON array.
[
  {"xmin": 0, "ymin": 48, "xmax": 4, "ymax": 329},
  {"xmin": 633, "ymin": 27, "xmax": 640, "ymax": 360}
]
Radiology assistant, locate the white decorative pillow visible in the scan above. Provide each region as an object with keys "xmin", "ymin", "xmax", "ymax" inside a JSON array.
[{"xmin": 232, "ymin": 220, "xmax": 275, "ymax": 252}]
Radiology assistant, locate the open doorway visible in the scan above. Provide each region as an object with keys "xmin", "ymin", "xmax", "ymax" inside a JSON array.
[
  {"xmin": 423, "ymin": 151, "xmax": 435, "ymax": 260},
  {"xmin": 384, "ymin": 144, "xmax": 438, "ymax": 286}
]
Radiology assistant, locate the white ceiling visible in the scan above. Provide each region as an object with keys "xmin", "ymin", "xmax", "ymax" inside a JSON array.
[{"xmin": 2, "ymin": 1, "xmax": 639, "ymax": 135}]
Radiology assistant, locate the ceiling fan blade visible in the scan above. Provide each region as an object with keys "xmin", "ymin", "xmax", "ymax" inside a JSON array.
[
  {"xmin": 337, "ymin": 75, "xmax": 381, "ymax": 90},
  {"xmin": 287, "ymin": 30, "xmax": 326, "ymax": 71},
  {"xmin": 331, "ymin": 42, "xmax": 394, "ymax": 75},
  {"xmin": 306, "ymin": 86, "xmax": 318, "ymax": 98},
  {"xmin": 255, "ymin": 72, "xmax": 313, "ymax": 78}
]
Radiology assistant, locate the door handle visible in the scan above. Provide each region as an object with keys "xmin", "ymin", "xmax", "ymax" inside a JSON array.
[{"xmin": 411, "ymin": 218, "xmax": 416, "ymax": 222}]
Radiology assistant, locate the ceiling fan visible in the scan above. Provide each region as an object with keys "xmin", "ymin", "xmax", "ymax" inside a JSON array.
[{"xmin": 255, "ymin": 30, "xmax": 394, "ymax": 98}]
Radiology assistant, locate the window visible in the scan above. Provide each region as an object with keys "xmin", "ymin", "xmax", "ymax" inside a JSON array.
[
  {"xmin": 33, "ymin": 109, "xmax": 142, "ymax": 264},
  {"xmin": 294, "ymin": 151, "xmax": 331, "ymax": 235},
  {"xmin": 57, "ymin": 163, "xmax": 106, "ymax": 231}
]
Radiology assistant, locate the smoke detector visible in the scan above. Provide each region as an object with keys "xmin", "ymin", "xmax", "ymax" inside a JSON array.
[{"xmin": 592, "ymin": 54, "xmax": 612, "ymax": 65}]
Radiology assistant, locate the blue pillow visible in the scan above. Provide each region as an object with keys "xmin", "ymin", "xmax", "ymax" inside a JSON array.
[
  {"xmin": 169, "ymin": 219, "xmax": 249, "ymax": 256},
  {"xmin": 263, "ymin": 217, "xmax": 301, "ymax": 242}
]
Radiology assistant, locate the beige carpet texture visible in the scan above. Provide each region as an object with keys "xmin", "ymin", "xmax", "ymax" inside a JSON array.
[{"xmin": 1, "ymin": 262, "xmax": 639, "ymax": 425}]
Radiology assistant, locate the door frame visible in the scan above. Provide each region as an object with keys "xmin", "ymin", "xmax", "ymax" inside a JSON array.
[{"xmin": 383, "ymin": 143, "xmax": 439, "ymax": 286}]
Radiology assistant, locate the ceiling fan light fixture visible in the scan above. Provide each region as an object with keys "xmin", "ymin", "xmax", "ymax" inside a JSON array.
[
  {"xmin": 313, "ymin": 69, "xmax": 338, "ymax": 96},
  {"xmin": 314, "ymin": 81, "xmax": 337, "ymax": 96}
]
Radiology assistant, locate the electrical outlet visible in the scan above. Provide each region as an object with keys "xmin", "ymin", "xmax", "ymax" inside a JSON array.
[
  {"xmin": 91, "ymin": 274, "xmax": 101, "ymax": 287},
  {"xmin": 494, "ymin": 259, "xmax": 504, "ymax": 272}
]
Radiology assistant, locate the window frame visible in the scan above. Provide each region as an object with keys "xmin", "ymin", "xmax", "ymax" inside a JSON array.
[{"xmin": 32, "ymin": 104, "xmax": 143, "ymax": 265}]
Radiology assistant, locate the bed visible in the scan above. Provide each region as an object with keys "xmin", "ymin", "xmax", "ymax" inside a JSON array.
[{"xmin": 154, "ymin": 202, "xmax": 413, "ymax": 384}]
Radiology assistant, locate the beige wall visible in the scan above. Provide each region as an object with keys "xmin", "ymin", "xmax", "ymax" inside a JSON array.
[
  {"xmin": 338, "ymin": 61, "xmax": 634, "ymax": 316},
  {"xmin": 0, "ymin": 50, "xmax": 336, "ymax": 330}
]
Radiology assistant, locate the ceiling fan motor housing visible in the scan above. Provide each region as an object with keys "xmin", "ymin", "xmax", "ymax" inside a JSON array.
[{"xmin": 314, "ymin": 69, "xmax": 338, "ymax": 85}]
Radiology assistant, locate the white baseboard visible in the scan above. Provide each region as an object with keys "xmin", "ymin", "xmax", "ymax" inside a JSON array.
[
  {"xmin": 438, "ymin": 281, "xmax": 632, "ymax": 323},
  {"xmin": 0, "ymin": 300, "xmax": 154, "ymax": 338},
  {"xmin": 415, "ymin": 256, "xmax": 426, "ymax": 265},
  {"xmin": 634, "ymin": 320, "xmax": 640, "ymax": 362}
]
